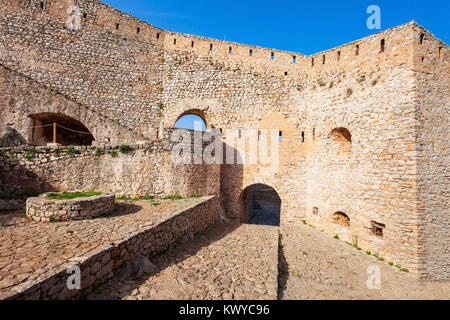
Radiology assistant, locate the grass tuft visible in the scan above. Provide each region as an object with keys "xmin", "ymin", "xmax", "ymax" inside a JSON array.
[
  {"xmin": 49, "ymin": 216, "xmax": 60, "ymax": 223},
  {"xmin": 25, "ymin": 150, "xmax": 36, "ymax": 160},
  {"xmin": 163, "ymin": 194, "xmax": 183, "ymax": 200},
  {"xmin": 47, "ymin": 191, "xmax": 101, "ymax": 200},
  {"xmin": 119, "ymin": 145, "xmax": 133, "ymax": 154},
  {"xmin": 65, "ymin": 147, "xmax": 81, "ymax": 155}
]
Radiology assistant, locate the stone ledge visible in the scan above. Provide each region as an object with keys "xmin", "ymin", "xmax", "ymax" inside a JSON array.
[{"xmin": 26, "ymin": 193, "xmax": 116, "ymax": 222}]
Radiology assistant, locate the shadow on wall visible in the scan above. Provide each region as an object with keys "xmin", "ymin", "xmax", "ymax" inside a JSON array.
[
  {"xmin": 0, "ymin": 157, "xmax": 54, "ymax": 194},
  {"xmin": 220, "ymin": 141, "xmax": 243, "ymax": 222},
  {"xmin": 0, "ymin": 127, "xmax": 27, "ymax": 147}
]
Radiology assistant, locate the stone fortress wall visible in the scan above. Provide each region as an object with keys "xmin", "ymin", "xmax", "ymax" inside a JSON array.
[
  {"xmin": 0, "ymin": 129, "xmax": 221, "ymax": 199},
  {"xmin": 0, "ymin": 0, "xmax": 448, "ymax": 279}
]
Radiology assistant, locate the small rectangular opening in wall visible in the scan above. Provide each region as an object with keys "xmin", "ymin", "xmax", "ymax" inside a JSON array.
[
  {"xmin": 249, "ymin": 49, "xmax": 253, "ymax": 57},
  {"xmin": 439, "ymin": 47, "xmax": 442, "ymax": 58},
  {"xmin": 83, "ymin": 13, "xmax": 87, "ymax": 19},
  {"xmin": 173, "ymin": 39, "xmax": 177, "ymax": 45},
  {"xmin": 191, "ymin": 41, "xmax": 194, "ymax": 48},
  {"xmin": 380, "ymin": 39, "xmax": 385, "ymax": 53},
  {"xmin": 115, "ymin": 23, "xmax": 120, "ymax": 30},
  {"xmin": 258, "ymin": 130, "xmax": 261, "ymax": 141},
  {"xmin": 279, "ymin": 131, "xmax": 283, "ymax": 142},
  {"xmin": 420, "ymin": 33, "xmax": 424, "ymax": 44},
  {"xmin": 301, "ymin": 132, "xmax": 305, "ymax": 143},
  {"xmin": 293, "ymin": 55, "xmax": 296, "ymax": 63},
  {"xmin": 371, "ymin": 221, "xmax": 386, "ymax": 238},
  {"xmin": 156, "ymin": 33, "xmax": 160, "ymax": 40},
  {"xmin": 313, "ymin": 207, "xmax": 319, "ymax": 215},
  {"xmin": 271, "ymin": 52, "xmax": 274, "ymax": 60},
  {"xmin": 311, "ymin": 58, "xmax": 314, "ymax": 67},
  {"xmin": 322, "ymin": 55, "xmax": 326, "ymax": 64},
  {"xmin": 137, "ymin": 27, "xmax": 141, "ymax": 35},
  {"xmin": 40, "ymin": 1, "xmax": 44, "ymax": 10},
  {"xmin": 355, "ymin": 45, "xmax": 360, "ymax": 56},
  {"xmin": 284, "ymin": 71, "xmax": 288, "ymax": 76},
  {"xmin": 229, "ymin": 47, "xmax": 232, "ymax": 54},
  {"xmin": 210, "ymin": 43, "xmax": 213, "ymax": 51},
  {"xmin": 337, "ymin": 51, "xmax": 341, "ymax": 61}
]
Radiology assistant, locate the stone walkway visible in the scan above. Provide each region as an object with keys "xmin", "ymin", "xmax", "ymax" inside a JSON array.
[
  {"xmin": 2, "ymin": 200, "xmax": 448, "ymax": 300},
  {"xmin": 0, "ymin": 197, "xmax": 209, "ymax": 297},
  {"xmin": 279, "ymin": 224, "xmax": 450, "ymax": 300},
  {"xmin": 88, "ymin": 223, "xmax": 279, "ymax": 300},
  {"xmin": 90, "ymin": 222, "xmax": 449, "ymax": 300}
]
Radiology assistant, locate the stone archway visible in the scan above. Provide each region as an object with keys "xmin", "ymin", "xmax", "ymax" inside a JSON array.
[
  {"xmin": 331, "ymin": 211, "xmax": 351, "ymax": 227},
  {"xmin": 28, "ymin": 113, "xmax": 95, "ymax": 146},
  {"xmin": 238, "ymin": 184, "xmax": 281, "ymax": 226},
  {"xmin": 328, "ymin": 127, "xmax": 352, "ymax": 156},
  {"xmin": 174, "ymin": 109, "xmax": 208, "ymax": 131},
  {"xmin": 164, "ymin": 97, "xmax": 224, "ymax": 130}
]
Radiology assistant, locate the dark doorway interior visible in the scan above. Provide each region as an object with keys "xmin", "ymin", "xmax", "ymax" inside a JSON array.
[
  {"xmin": 29, "ymin": 113, "xmax": 94, "ymax": 146},
  {"xmin": 239, "ymin": 184, "xmax": 281, "ymax": 226}
]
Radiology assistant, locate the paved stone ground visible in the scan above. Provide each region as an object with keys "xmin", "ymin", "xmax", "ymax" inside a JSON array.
[
  {"xmin": 0, "ymin": 197, "xmax": 209, "ymax": 296},
  {"xmin": 279, "ymin": 224, "xmax": 450, "ymax": 300},
  {"xmin": 2, "ymin": 199, "xmax": 448, "ymax": 300},
  {"xmin": 88, "ymin": 223, "xmax": 279, "ymax": 300}
]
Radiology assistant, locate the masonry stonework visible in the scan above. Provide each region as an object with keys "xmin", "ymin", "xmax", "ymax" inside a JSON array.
[
  {"xmin": 0, "ymin": 0, "xmax": 448, "ymax": 280},
  {"xmin": 26, "ymin": 193, "xmax": 115, "ymax": 222}
]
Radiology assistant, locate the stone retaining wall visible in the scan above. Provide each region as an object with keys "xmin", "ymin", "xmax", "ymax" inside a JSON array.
[
  {"xmin": 2, "ymin": 196, "xmax": 220, "ymax": 300},
  {"xmin": 26, "ymin": 194, "xmax": 115, "ymax": 222},
  {"xmin": 0, "ymin": 129, "xmax": 221, "ymax": 199}
]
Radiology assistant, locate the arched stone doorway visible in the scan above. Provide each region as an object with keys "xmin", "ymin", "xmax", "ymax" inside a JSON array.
[
  {"xmin": 174, "ymin": 109, "xmax": 207, "ymax": 131},
  {"xmin": 239, "ymin": 184, "xmax": 281, "ymax": 226},
  {"xmin": 331, "ymin": 211, "xmax": 351, "ymax": 227},
  {"xmin": 28, "ymin": 113, "xmax": 95, "ymax": 146},
  {"xmin": 328, "ymin": 127, "xmax": 352, "ymax": 156}
]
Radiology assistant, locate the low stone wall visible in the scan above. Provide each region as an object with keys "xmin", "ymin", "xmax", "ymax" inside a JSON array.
[
  {"xmin": 2, "ymin": 196, "xmax": 220, "ymax": 300},
  {"xmin": 26, "ymin": 194, "xmax": 115, "ymax": 222},
  {"xmin": 0, "ymin": 129, "xmax": 221, "ymax": 199}
]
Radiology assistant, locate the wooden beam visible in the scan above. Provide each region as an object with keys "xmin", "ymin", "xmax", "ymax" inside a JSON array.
[{"xmin": 53, "ymin": 122, "xmax": 56, "ymax": 144}]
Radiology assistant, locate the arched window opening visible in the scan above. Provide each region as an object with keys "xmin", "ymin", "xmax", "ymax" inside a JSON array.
[
  {"xmin": 329, "ymin": 127, "xmax": 352, "ymax": 155},
  {"xmin": 28, "ymin": 113, "xmax": 94, "ymax": 146},
  {"xmin": 332, "ymin": 212, "xmax": 350, "ymax": 227},
  {"xmin": 174, "ymin": 110, "xmax": 207, "ymax": 131},
  {"xmin": 239, "ymin": 184, "xmax": 281, "ymax": 226}
]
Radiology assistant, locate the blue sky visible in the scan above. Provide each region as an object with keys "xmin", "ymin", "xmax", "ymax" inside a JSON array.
[
  {"xmin": 175, "ymin": 115, "xmax": 206, "ymax": 131},
  {"xmin": 103, "ymin": 0, "xmax": 449, "ymax": 55}
]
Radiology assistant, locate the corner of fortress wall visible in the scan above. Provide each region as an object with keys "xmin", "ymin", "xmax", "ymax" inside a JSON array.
[
  {"xmin": 0, "ymin": 0, "xmax": 448, "ymax": 280},
  {"xmin": 409, "ymin": 23, "xmax": 450, "ymax": 280}
]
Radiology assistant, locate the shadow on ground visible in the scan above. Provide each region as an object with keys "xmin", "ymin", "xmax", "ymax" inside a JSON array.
[
  {"xmin": 88, "ymin": 222, "xmax": 241, "ymax": 300},
  {"xmin": 277, "ymin": 230, "xmax": 289, "ymax": 299},
  {"xmin": 0, "ymin": 210, "xmax": 24, "ymax": 227},
  {"xmin": 105, "ymin": 201, "xmax": 143, "ymax": 218}
]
